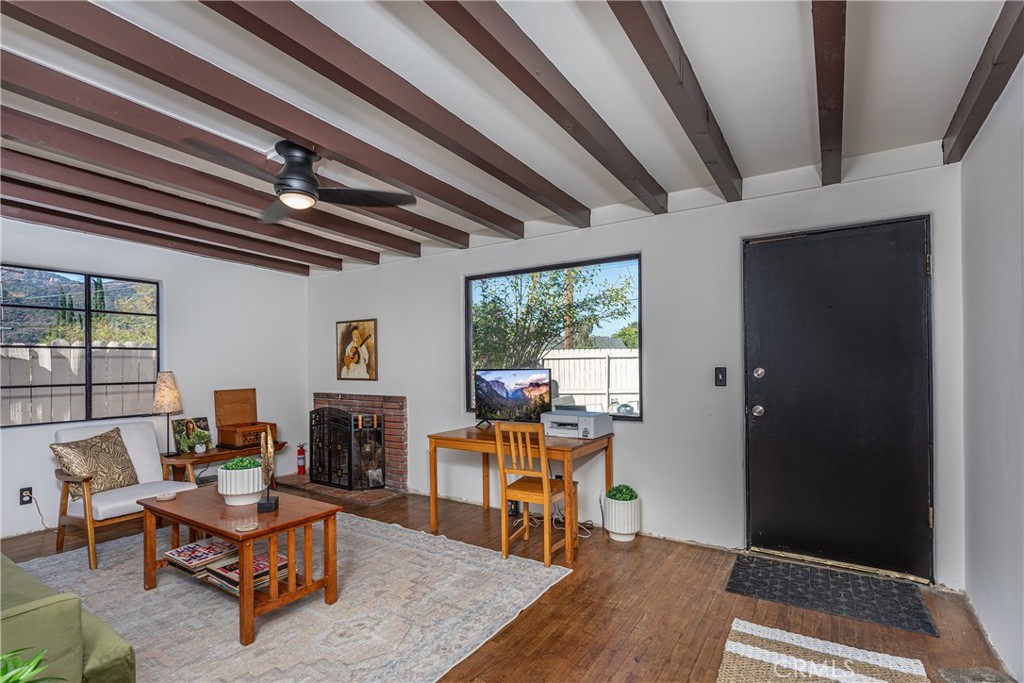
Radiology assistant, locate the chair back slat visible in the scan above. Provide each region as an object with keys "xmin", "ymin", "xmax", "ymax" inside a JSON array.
[{"xmin": 495, "ymin": 422, "xmax": 550, "ymax": 489}]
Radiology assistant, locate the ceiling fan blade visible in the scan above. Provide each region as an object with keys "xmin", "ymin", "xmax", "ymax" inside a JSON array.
[
  {"xmin": 258, "ymin": 199, "xmax": 291, "ymax": 225},
  {"xmin": 318, "ymin": 188, "xmax": 416, "ymax": 207},
  {"xmin": 183, "ymin": 137, "xmax": 278, "ymax": 184}
]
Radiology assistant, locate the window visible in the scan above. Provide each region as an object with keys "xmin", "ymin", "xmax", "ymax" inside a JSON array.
[
  {"xmin": 465, "ymin": 254, "xmax": 641, "ymax": 420},
  {"xmin": 1, "ymin": 265, "xmax": 160, "ymax": 427}
]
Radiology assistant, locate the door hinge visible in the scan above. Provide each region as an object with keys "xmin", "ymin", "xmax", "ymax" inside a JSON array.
[
  {"xmin": 925, "ymin": 254, "xmax": 931, "ymax": 276},
  {"xmin": 929, "ymin": 506, "xmax": 934, "ymax": 529}
]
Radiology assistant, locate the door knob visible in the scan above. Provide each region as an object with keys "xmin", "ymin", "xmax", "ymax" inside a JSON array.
[{"xmin": 751, "ymin": 405, "xmax": 765, "ymax": 417}]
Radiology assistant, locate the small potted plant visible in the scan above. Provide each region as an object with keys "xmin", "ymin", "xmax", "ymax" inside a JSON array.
[
  {"xmin": 604, "ymin": 483, "xmax": 641, "ymax": 542},
  {"xmin": 217, "ymin": 456, "xmax": 264, "ymax": 506}
]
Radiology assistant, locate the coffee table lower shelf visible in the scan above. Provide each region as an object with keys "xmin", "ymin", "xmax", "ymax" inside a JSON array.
[{"xmin": 139, "ymin": 487, "xmax": 342, "ymax": 645}]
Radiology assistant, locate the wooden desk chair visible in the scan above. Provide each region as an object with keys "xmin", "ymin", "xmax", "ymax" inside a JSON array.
[{"xmin": 494, "ymin": 422, "xmax": 577, "ymax": 567}]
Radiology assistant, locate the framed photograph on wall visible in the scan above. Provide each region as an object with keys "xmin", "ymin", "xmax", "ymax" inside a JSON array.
[
  {"xmin": 337, "ymin": 319, "xmax": 377, "ymax": 380},
  {"xmin": 171, "ymin": 416, "xmax": 213, "ymax": 454}
]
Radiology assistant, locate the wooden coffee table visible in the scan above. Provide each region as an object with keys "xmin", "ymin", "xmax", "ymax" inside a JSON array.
[{"xmin": 138, "ymin": 486, "xmax": 342, "ymax": 645}]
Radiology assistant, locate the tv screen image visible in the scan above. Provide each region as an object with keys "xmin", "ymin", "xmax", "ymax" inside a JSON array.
[{"xmin": 474, "ymin": 369, "xmax": 552, "ymax": 423}]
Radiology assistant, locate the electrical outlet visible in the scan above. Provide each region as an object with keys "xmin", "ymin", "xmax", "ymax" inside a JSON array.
[{"xmin": 19, "ymin": 487, "xmax": 32, "ymax": 505}]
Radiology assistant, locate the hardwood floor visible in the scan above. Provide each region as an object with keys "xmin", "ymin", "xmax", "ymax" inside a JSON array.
[{"xmin": 1, "ymin": 491, "xmax": 1006, "ymax": 681}]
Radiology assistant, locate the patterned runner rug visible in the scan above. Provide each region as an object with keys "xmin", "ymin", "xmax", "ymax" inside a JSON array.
[
  {"xmin": 716, "ymin": 618, "xmax": 929, "ymax": 683},
  {"xmin": 19, "ymin": 514, "xmax": 570, "ymax": 682},
  {"xmin": 726, "ymin": 555, "xmax": 938, "ymax": 636}
]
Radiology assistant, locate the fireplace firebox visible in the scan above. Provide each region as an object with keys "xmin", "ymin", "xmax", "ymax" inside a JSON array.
[{"xmin": 309, "ymin": 407, "xmax": 385, "ymax": 490}]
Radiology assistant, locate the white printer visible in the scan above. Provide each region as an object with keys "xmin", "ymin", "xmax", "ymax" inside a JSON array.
[{"xmin": 540, "ymin": 409, "xmax": 613, "ymax": 440}]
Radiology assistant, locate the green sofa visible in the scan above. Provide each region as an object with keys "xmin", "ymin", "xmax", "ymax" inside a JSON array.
[{"xmin": 1, "ymin": 553, "xmax": 135, "ymax": 682}]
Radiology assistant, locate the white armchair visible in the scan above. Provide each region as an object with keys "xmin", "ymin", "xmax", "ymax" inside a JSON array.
[{"xmin": 54, "ymin": 421, "xmax": 197, "ymax": 569}]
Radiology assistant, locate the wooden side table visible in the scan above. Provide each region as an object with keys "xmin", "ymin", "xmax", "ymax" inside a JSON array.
[{"xmin": 161, "ymin": 442, "xmax": 287, "ymax": 484}]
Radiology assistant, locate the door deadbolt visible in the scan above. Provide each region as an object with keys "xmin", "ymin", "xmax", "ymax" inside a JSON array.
[
  {"xmin": 751, "ymin": 405, "xmax": 765, "ymax": 417},
  {"xmin": 753, "ymin": 367, "xmax": 765, "ymax": 379}
]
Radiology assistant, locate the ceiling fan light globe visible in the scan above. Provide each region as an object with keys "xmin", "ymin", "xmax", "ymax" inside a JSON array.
[{"xmin": 279, "ymin": 191, "xmax": 316, "ymax": 210}]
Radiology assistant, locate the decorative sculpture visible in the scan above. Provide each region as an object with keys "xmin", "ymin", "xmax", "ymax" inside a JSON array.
[{"xmin": 257, "ymin": 425, "xmax": 279, "ymax": 512}]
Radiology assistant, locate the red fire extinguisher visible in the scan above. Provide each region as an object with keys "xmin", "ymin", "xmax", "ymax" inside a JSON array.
[{"xmin": 297, "ymin": 443, "xmax": 307, "ymax": 476}]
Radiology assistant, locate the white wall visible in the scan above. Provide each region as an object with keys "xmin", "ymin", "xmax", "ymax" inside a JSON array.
[
  {"xmin": 0, "ymin": 219, "xmax": 309, "ymax": 537},
  {"xmin": 961, "ymin": 62, "xmax": 1024, "ymax": 680},
  {"xmin": 307, "ymin": 164, "xmax": 967, "ymax": 587}
]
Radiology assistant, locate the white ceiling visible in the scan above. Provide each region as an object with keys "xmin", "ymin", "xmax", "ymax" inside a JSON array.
[{"xmin": 0, "ymin": 0, "xmax": 1005, "ymax": 269}]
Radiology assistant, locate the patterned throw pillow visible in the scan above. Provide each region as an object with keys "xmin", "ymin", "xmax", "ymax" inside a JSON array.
[{"xmin": 50, "ymin": 427, "xmax": 139, "ymax": 500}]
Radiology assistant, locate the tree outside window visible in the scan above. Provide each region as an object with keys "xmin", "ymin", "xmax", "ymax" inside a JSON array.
[{"xmin": 466, "ymin": 255, "xmax": 641, "ymax": 418}]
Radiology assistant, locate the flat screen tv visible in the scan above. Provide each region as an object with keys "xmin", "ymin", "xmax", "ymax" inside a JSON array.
[{"xmin": 474, "ymin": 368, "xmax": 552, "ymax": 424}]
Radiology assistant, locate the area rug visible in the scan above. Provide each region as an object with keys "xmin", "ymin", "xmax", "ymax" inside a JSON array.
[
  {"xmin": 716, "ymin": 618, "xmax": 929, "ymax": 683},
  {"xmin": 726, "ymin": 555, "xmax": 938, "ymax": 636},
  {"xmin": 19, "ymin": 514, "xmax": 570, "ymax": 682}
]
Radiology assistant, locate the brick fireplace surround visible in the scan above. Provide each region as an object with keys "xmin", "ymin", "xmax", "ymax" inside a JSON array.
[{"xmin": 312, "ymin": 393, "xmax": 408, "ymax": 491}]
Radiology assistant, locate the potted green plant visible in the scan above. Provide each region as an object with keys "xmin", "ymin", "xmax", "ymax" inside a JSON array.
[
  {"xmin": 603, "ymin": 484, "xmax": 641, "ymax": 542},
  {"xmin": 217, "ymin": 456, "xmax": 264, "ymax": 506},
  {"xmin": 1, "ymin": 648, "xmax": 61, "ymax": 682}
]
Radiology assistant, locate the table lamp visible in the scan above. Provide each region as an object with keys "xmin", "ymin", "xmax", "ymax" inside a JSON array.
[{"xmin": 153, "ymin": 371, "xmax": 183, "ymax": 453}]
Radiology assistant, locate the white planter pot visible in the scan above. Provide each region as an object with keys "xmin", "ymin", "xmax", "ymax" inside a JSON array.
[
  {"xmin": 194, "ymin": 443, "xmax": 207, "ymax": 454},
  {"xmin": 604, "ymin": 496, "xmax": 641, "ymax": 542},
  {"xmin": 217, "ymin": 467, "xmax": 264, "ymax": 506}
]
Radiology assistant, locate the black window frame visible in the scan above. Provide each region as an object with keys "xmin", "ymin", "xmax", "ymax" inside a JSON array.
[
  {"xmin": 464, "ymin": 253, "xmax": 642, "ymax": 422},
  {"xmin": 1, "ymin": 263, "xmax": 161, "ymax": 428}
]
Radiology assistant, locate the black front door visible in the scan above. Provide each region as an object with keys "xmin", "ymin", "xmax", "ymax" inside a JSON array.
[{"xmin": 744, "ymin": 217, "xmax": 933, "ymax": 580}]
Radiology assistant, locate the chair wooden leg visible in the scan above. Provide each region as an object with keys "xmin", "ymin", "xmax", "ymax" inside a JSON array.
[
  {"xmin": 564, "ymin": 496, "xmax": 573, "ymax": 565},
  {"xmin": 82, "ymin": 483, "xmax": 98, "ymax": 570},
  {"xmin": 55, "ymin": 482, "xmax": 69, "ymax": 553},
  {"xmin": 500, "ymin": 493, "xmax": 510, "ymax": 559},
  {"xmin": 522, "ymin": 502, "xmax": 530, "ymax": 541},
  {"xmin": 542, "ymin": 503, "xmax": 552, "ymax": 568}
]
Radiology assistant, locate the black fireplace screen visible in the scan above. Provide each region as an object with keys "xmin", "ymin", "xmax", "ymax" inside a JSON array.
[{"xmin": 309, "ymin": 407, "xmax": 385, "ymax": 490}]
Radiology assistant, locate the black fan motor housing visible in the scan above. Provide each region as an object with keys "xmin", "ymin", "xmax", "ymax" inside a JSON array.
[{"xmin": 274, "ymin": 140, "xmax": 320, "ymax": 199}]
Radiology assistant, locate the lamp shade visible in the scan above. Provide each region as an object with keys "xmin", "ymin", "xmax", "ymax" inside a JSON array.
[{"xmin": 152, "ymin": 371, "xmax": 182, "ymax": 414}]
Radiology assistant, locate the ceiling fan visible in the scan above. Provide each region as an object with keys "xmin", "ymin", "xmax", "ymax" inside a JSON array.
[{"xmin": 187, "ymin": 138, "xmax": 416, "ymax": 225}]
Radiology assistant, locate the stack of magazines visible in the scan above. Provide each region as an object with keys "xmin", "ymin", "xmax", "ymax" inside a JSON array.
[
  {"xmin": 205, "ymin": 552, "xmax": 290, "ymax": 596},
  {"xmin": 164, "ymin": 538, "xmax": 238, "ymax": 579}
]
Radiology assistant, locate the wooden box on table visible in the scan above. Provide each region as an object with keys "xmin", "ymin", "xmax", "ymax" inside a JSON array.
[{"xmin": 214, "ymin": 388, "xmax": 278, "ymax": 448}]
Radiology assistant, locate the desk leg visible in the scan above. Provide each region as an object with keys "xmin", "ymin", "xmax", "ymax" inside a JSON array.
[
  {"xmin": 429, "ymin": 438, "xmax": 439, "ymax": 534},
  {"xmin": 563, "ymin": 456, "xmax": 574, "ymax": 565},
  {"xmin": 481, "ymin": 452, "xmax": 490, "ymax": 510},
  {"xmin": 604, "ymin": 437, "xmax": 614, "ymax": 492},
  {"xmin": 143, "ymin": 509, "xmax": 157, "ymax": 590},
  {"xmin": 238, "ymin": 540, "xmax": 255, "ymax": 646},
  {"xmin": 324, "ymin": 516, "xmax": 338, "ymax": 605}
]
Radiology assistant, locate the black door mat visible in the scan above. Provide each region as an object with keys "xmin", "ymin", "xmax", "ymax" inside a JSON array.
[{"xmin": 725, "ymin": 554, "xmax": 939, "ymax": 636}]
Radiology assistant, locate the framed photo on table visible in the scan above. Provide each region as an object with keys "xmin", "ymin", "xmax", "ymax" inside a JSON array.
[
  {"xmin": 171, "ymin": 416, "xmax": 213, "ymax": 454},
  {"xmin": 337, "ymin": 319, "xmax": 377, "ymax": 380}
]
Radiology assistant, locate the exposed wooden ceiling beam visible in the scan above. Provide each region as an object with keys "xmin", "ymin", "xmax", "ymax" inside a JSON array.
[
  {"xmin": 1, "ymin": 200, "xmax": 310, "ymax": 276},
  {"xmin": 0, "ymin": 52, "xmax": 470, "ymax": 249},
  {"xmin": 1, "ymin": 1, "xmax": 525, "ymax": 238},
  {"xmin": 943, "ymin": 1, "xmax": 1024, "ymax": 163},
  {"xmin": 0, "ymin": 107, "xmax": 388, "ymax": 263},
  {"xmin": 810, "ymin": 1, "xmax": 847, "ymax": 186},
  {"xmin": 1, "ymin": 177, "xmax": 344, "ymax": 270},
  {"xmin": 427, "ymin": 0, "xmax": 668, "ymax": 215},
  {"xmin": 608, "ymin": 1, "xmax": 743, "ymax": 201},
  {"xmin": 203, "ymin": 1, "xmax": 591, "ymax": 229},
  {"xmin": 1, "ymin": 149, "xmax": 353, "ymax": 266}
]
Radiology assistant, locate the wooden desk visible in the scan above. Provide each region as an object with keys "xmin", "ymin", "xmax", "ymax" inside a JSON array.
[
  {"xmin": 161, "ymin": 442, "xmax": 287, "ymax": 484},
  {"xmin": 139, "ymin": 486, "xmax": 340, "ymax": 646},
  {"xmin": 427, "ymin": 426, "xmax": 613, "ymax": 561}
]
